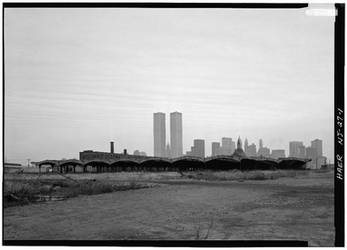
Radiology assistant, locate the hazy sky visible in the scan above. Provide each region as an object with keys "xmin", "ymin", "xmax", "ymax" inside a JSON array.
[{"xmin": 5, "ymin": 7, "xmax": 334, "ymax": 164}]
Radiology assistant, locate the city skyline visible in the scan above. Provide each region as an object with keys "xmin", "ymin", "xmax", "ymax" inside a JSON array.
[{"xmin": 5, "ymin": 8, "xmax": 334, "ymax": 165}]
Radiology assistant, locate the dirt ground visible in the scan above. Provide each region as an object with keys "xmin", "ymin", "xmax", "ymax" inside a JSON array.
[{"xmin": 4, "ymin": 170, "xmax": 334, "ymax": 246}]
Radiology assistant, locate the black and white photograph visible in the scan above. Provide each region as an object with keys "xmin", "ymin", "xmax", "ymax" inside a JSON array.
[{"xmin": 3, "ymin": 2, "xmax": 345, "ymax": 247}]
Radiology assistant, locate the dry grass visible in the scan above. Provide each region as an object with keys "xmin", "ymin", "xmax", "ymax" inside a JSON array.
[
  {"xmin": 186, "ymin": 170, "xmax": 309, "ymax": 181},
  {"xmin": 4, "ymin": 178, "xmax": 151, "ymax": 207}
]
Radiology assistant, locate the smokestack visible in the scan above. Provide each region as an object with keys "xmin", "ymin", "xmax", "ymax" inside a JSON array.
[
  {"xmin": 110, "ymin": 141, "xmax": 114, "ymax": 154},
  {"xmin": 123, "ymin": 149, "xmax": 127, "ymax": 155}
]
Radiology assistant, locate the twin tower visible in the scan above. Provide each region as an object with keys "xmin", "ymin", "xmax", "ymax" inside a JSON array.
[{"xmin": 153, "ymin": 112, "xmax": 183, "ymax": 158}]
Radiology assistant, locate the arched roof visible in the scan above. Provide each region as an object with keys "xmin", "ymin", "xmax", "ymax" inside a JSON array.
[
  {"xmin": 172, "ymin": 156, "xmax": 204, "ymax": 163},
  {"xmin": 279, "ymin": 157, "xmax": 310, "ymax": 163},
  {"xmin": 59, "ymin": 159, "xmax": 83, "ymax": 167},
  {"xmin": 110, "ymin": 159, "xmax": 139, "ymax": 165},
  {"xmin": 139, "ymin": 158, "xmax": 172, "ymax": 164},
  {"xmin": 205, "ymin": 155, "xmax": 240, "ymax": 163}
]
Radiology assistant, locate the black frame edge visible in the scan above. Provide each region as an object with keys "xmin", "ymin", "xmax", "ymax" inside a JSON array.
[
  {"xmin": 2, "ymin": 2, "xmax": 308, "ymax": 8},
  {"xmin": 334, "ymin": 3, "xmax": 345, "ymax": 248}
]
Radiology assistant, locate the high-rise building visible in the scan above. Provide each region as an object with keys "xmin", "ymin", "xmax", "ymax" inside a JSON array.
[
  {"xmin": 257, "ymin": 139, "xmax": 270, "ymax": 157},
  {"xmin": 192, "ymin": 139, "xmax": 205, "ymax": 158},
  {"xmin": 289, "ymin": 141, "xmax": 304, "ymax": 157},
  {"xmin": 153, "ymin": 112, "xmax": 166, "ymax": 157},
  {"xmin": 247, "ymin": 143, "xmax": 257, "ymax": 157},
  {"xmin": 306, "ymin": 146, "xmax": 318, "ymax": 169},
  {"xmin": 231, "ymin": 140, "xmax": 236, "ymax": 154},
  {"xmin": 298, "ymin": 145, "xmax": 306, "ymax": 158},
  {"xmin": 170, "ymin": 112, "xmax": 183, "ymax": 158},
  {"xmin": 244, "ymin": 138, "xmax": 249, "ymax": 152},
  {"xmin": 212, "ymin": 142, "xmax": 221, "ymax": 156},
  {"xmin": 237, "ymin": 137, "xmax": 242, "ymax": 149},
  {"xmin": 259, "ymin": 139, "xmax": 263, "ymax": 150},
  {"xmin": 165, "ymin": 144, "xmax": 171, "ymax": 158},
  {"xmin": 258, "ymin": 147, "xmax": 270, "ymax": 157},
  {"xmin": 221, "ymin": 137, "xmax": 235, "ymax": 155},
  {"xmin": 311, "ymin": 139, "xmax": 323, "ymax": 157},
  {"xmin": 271, "ymin": 149, "xmax": 286, "ymax": 159}
]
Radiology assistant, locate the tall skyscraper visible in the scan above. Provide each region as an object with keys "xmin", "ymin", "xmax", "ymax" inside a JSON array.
[
  {"xmin": 165, "ymin": 143, "xmax": 171, "ymax": 158},
  {"xmin": 289, "ymin": 141, "xmax": 304, "ymax": 157},
  {"xmin": 170, "ymin": 112, "xmax": 183, "ymax": 158},
  {"xmin": 311, "ymin": 139, "xmax": 323, "ymax": 157},
  {"xmin": 212, "ymin": 142, "xmax": 221, "ymax": 156},
  {"xmin": 244, "ymin": 138, "xmax": 249, "ymax": 152},
  {"xmin": 153, "ymin": 112, "xmax": 166, "ymax": 157},
  {"xmin": 259, "ymin": 139, "xmax": 263, "ymax": 150},
  {"xmin": 192, "ymin": 139, "xmax": 205, "ymax": 158},
  {"xmin": 231, "ymin": 140, "xmax": 236, "ymax": 154}
]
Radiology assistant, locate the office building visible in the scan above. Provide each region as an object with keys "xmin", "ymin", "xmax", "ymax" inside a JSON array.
[
  {"xmin": 306, "ymin": 146, "xmax": 318, "ymax": 169},
  {"xmin": 231, "ymin": 140, "xmax": 236, "ymax": 154},
  {"xmin": 259, "ymin": 139, "xmax": 263, "ymax": 150},
  {"xmin": 311, "ymin": 139, "xmax": 323, "ymax": 157},
  {"xmin": 153, "ymin": 112, "xmax": 166, "ymax": 157},
  {"xmin": 170, "ymin": 112, "xmax": 183, "ymax": 158},
  {"xmin": 258, "ymin": 147, "xmax": 270, "ymax": 157},
  {"xmin": 212, "ymin": 142, "xmax": 221, "ymax": 156},
  {"xmin": 271, "ymin": 149, "xmax": 286, "ymax": 159},
  {"xmin": 244, "ymin": 138, "xmax": 249, "ymax": 152},
  {"xmin": 221, "ymin": 137, "xmax": 235, "ymax": 155},
  {"xmin": 165, "ymin": 144, "xmax": 171, "ymax": 158},
  {"xmin": 298, "ymin": 145, "xmax": 306, "ymax": 158},
  {"xmin": 247, "ymin": 143, "xmax": 257, "ymax": 157},
  {"xmin": 190, "ymin": 139, "xmax": 205, "ymax": 158},
  {"xmin": 257, "ymin": 139, "xmax": 270, "ymax": 157},
  {"xmin": 289, "ymin": 141, "xmax": 304, "ymax": 158}
]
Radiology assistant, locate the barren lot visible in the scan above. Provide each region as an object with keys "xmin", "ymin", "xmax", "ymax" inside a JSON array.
[{"xmin": 4, "ymin": 170, "xmax": 334, "ymax": 246}]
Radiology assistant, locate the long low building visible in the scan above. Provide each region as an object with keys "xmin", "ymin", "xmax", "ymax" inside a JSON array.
[{"xmin": 35, "ymin": 151, "xmax": 311, "ymax": 174}]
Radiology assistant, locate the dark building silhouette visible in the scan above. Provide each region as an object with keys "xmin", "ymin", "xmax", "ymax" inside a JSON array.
[{"xmin": 110, "ymin": 141, "xmax": 114, "ymax": 154}]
